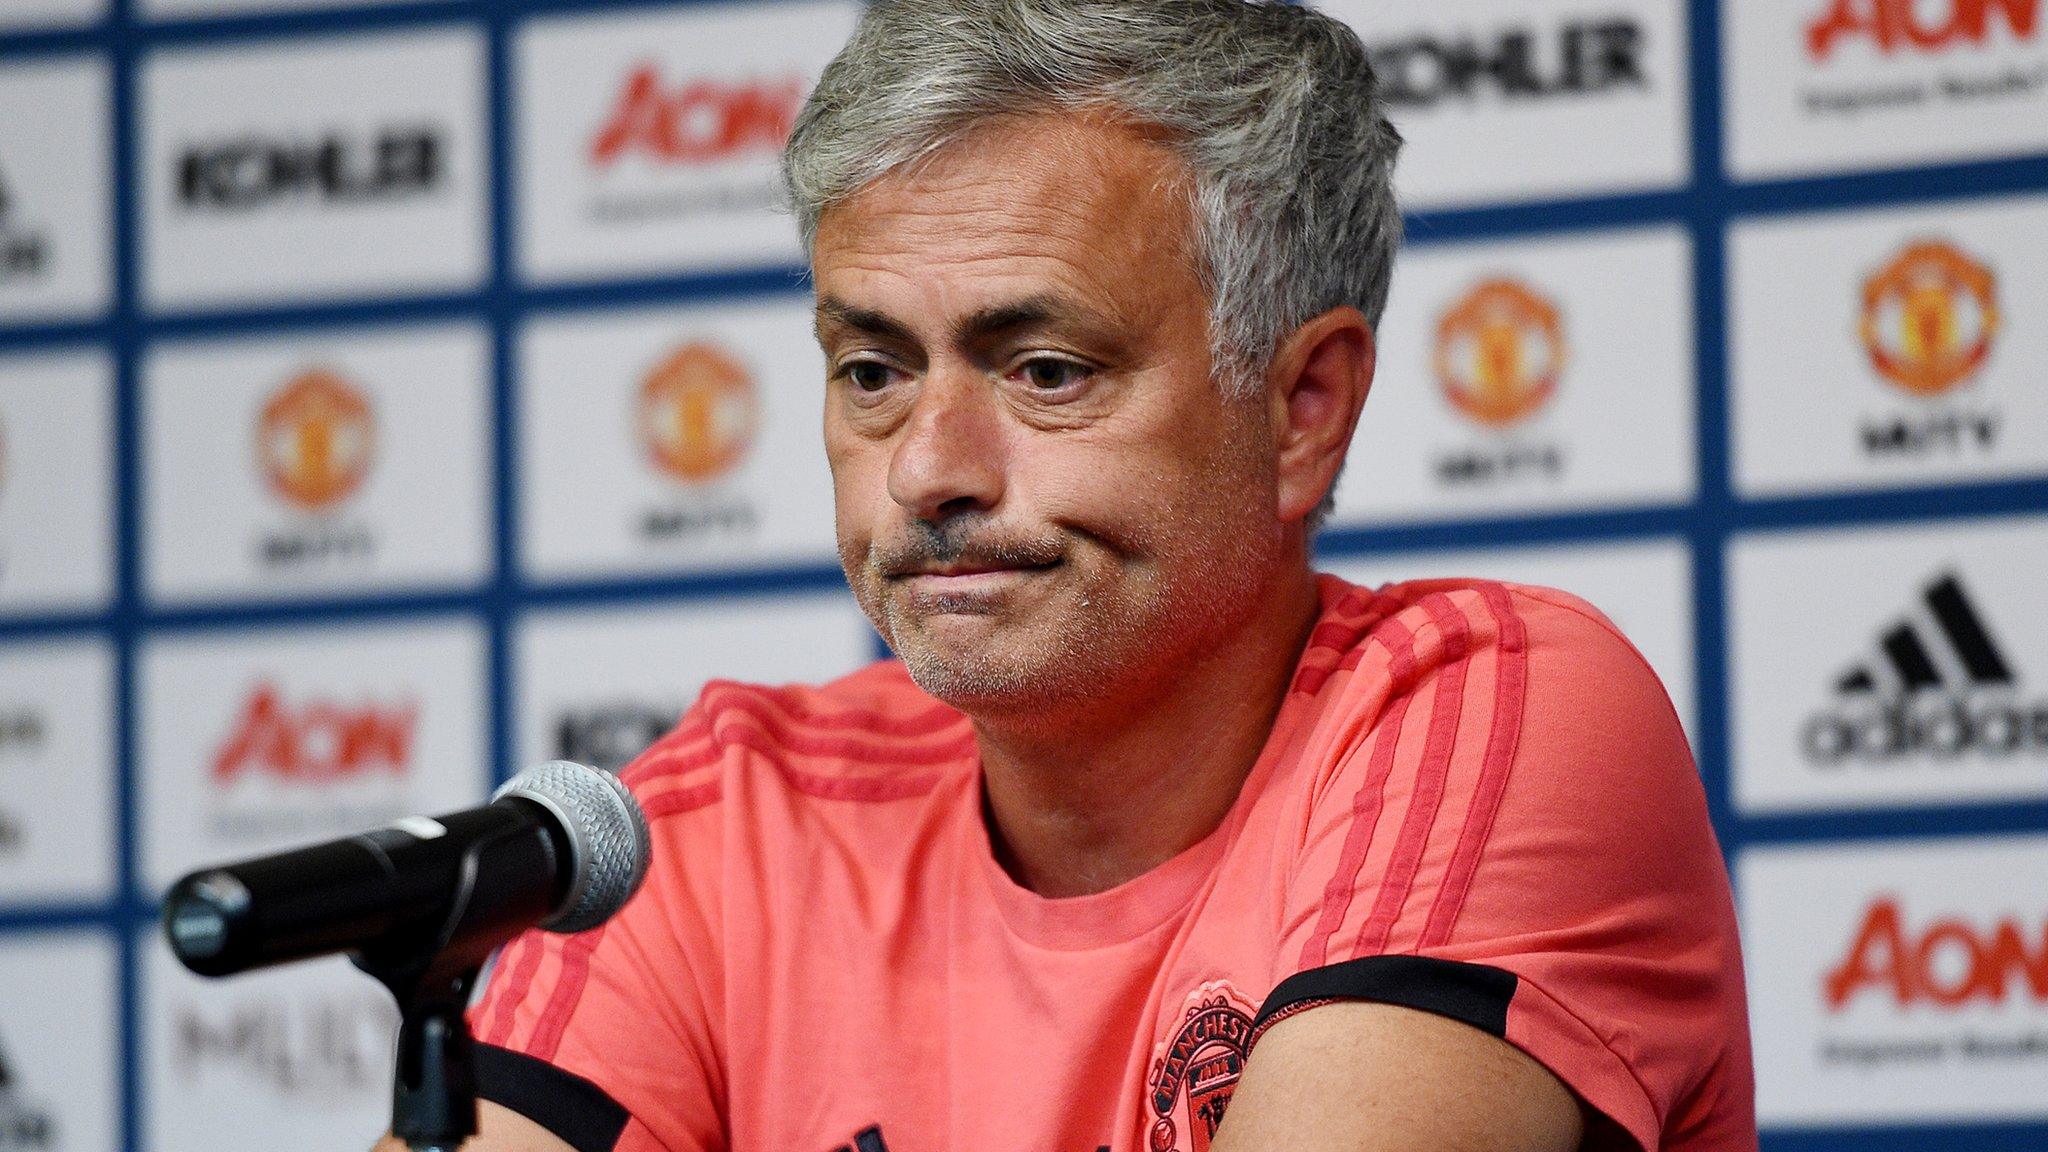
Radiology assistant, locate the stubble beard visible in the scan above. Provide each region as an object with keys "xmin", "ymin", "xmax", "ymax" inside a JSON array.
[{"xmin": 843, "ymin": 451, "xmax": 1287, "ymax": 725}]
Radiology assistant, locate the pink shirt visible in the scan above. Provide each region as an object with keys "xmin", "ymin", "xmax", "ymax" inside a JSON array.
[{"xmin": 472, "ymin": 575, "xmax": 1755, "ymax": 1152}]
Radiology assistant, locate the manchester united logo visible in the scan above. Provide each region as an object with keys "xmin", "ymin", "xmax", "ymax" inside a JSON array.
[
  {"xmin": 1860, "ymin": 240, "xmax": 1999, "ymax": 397},
  {"xmin": 639, "ymin": 341, "xmax": 759, "ymax": 484},
  {"xmin": 258, "ymin": 368, "xmax": 375, "ymax": 511},
  {"xmin": 1147, "ymin": 982, "xmax": 1255, "ymax": 1152},
  {"xmin": 1434, "ymin": 278, "xmax": 1566, "ymax": 427}
]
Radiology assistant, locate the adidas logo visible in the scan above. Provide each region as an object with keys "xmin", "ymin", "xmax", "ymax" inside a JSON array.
[
  {"xmin": 1803, "ymin": 571, "xmax": 2048, "ymax": 764},
  {"xmin": 1833, "ymin": 574, "xmax": 2013, "ymax": 697}
]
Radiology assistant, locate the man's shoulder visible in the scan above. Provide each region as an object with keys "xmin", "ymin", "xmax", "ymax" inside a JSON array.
[
  {"xmin": 1292, "ymin": 573, "xmax": 1694, "ymax": 813},
  {"xmin": 1304, "ymin": 573, "xmax": 1655, "ymax": 697},
  {"xmin": 618, "ymin": 658, "xmax": 978, "ymax": 808},
  {"xmin": 1291, "ymin": 573, "xmax": 1689, "ymax": 790}
]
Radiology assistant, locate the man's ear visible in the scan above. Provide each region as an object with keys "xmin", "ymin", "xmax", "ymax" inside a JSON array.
[{"xmin": 1265, "ymin": 306, "xmax": 1375, "ymax": 524}]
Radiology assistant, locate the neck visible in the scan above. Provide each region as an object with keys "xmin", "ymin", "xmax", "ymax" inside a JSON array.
[{"xmin": 975, "ymin": 565, "xmax": 1322, "ymax": 899}]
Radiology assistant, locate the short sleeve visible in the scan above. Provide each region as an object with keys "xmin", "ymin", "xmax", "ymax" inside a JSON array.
[
  {"xmin": 469, "ymin": 710, "xmax": 733, "ymax": 1152},
  {"xmin": 1261, "ymin": 585, "xmax": 1752, "ymax": 1152}
]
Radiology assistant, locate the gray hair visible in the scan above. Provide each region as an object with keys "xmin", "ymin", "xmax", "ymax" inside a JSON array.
[{"xmin": 781, "ymin": 0, "xmax": 1402, "ymax": 397}]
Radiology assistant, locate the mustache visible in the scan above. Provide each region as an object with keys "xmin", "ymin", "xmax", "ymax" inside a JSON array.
[{"xmin": 869, "ymin": 520, "xmax": 1067, "ymax": 576}]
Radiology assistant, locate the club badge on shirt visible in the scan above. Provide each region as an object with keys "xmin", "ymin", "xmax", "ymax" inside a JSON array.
[{"xmin": 1147, "ymin": 980, "xmax": 1257, "ymax": 1152}]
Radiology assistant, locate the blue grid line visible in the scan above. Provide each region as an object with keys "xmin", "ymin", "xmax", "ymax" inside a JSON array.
[
  {"xmin": 1765, "ymin": 1121, "xmax": 2048, "ymax": 1152},
  {"xmin": 0, "ymin": 319, "xmax": 107, "ymax": 349},
  {"xmin": 0, "ymin": 901, "xmax": 123, "ymax": 932},
  {"xmin": 1729, "ymin": 480, "xmax": 2048, "ymax": 530},
  {"xmin": 1682, "ymin": 0, "xmax": 1736, "ymax": 877},
  {"xmin": 488, "ymin": 2, "xmax": 518, "ymax": 792},
  {"xmin": 0, "ymin": 25, "xmax": 109, "ymax": 57},
  {"xmin": 1318, "ymin": 504, "xmax": 1703, "ymax": 556},
  {"xmin": 1740, "ymin": 800, "xmax": 2048, "ymax": 848},
  {"xmin": 135, "ymin": 289, "xmax": 494, "ymax": 339},
  {"xmin": 1728, "ymin": 153, "xmax": 2048, "ymax": 217},
  {"xmin": 106, "ymin": 0, "xmax": 144, "ymax": 1147},
  {"xmin": 128, "ymin": 0, "xmax": 478, "ymax": 45},
  {"xmin": 0, "ymin": 609, "xmax": 122, "ymax": 638}
]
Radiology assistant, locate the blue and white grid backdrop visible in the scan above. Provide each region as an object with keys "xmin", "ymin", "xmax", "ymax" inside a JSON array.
[{"xmin": 1, "ymin": 0, "xmax": 2046, "ymax": 1148}]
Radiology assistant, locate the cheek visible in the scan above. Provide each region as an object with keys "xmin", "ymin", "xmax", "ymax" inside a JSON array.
[
  {"xmin": 1135, "ymin": 420, "xmax": 1277, "ymax": 548},
  {"xmin": 1023, "ymin": 430, "xmax": 1217, "ymax": 556},
  {"xmin": 825, "ymin": 426, "xmax": 886, "ymax": 543}
]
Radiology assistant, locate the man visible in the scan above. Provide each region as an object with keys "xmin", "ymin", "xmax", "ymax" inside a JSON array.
[{"xmin": 431, "ymin": 2, "xmax": 1754, "ymax": 1149}]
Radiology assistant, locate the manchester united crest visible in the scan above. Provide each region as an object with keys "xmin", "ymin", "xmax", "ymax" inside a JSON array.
[
  {"xmin": 638, "ymin": 341, "xmax": 759, "ymax": 485},
  {"xmin": 1859, "ymin": 239, "xmax": 2000, "ymax": 398},
  {"xmin": 1147, "ymin": 981, "xmax": 1256, "ymax": 1152},
  {"xmin": 259, "ymin": 368, "xmax": 375, "ymax": 511},
  {"xmin": 1433, "ymin": 277, "xmax": 1567, "ymax": 428}
]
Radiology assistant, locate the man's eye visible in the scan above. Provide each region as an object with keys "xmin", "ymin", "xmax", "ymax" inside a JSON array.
[
  {"xmin": 845, "ymin": 362, "xmax": 893, "ymax": 393},
  {"xmin": 1020, "ymin": 358, "xmax": 1090, "ymax": 391}
]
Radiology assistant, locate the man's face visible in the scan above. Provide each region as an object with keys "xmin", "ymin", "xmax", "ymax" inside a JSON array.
[{"xmin": 811, "ymin": 112, "xmax": 1289, "ymax": 719}]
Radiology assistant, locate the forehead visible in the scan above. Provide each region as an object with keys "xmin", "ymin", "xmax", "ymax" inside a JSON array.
[{"xmin": 810, "ymin": 111, "xmax": 1203, "ymax": 328}]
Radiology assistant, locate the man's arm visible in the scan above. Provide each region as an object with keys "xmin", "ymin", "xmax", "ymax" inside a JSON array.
[
  {"xmin": 1213, "ymin": 1002, "xmax": 1583, "ymax": 1152},
  {"xmin": 1254, "ymin": 590, "xmax": 1751, "ymax": 1151},
  {"xmin": 374, "ymin": 1102, "xmax": 577, "ymax": 1152}
]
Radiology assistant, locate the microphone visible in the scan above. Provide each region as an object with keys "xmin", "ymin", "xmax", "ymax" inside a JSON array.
[{"xmin": 162, "ymin": 761, "xmax": 651, "ymax": 979}]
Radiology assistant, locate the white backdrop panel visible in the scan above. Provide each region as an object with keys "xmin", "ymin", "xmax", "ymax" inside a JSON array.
[
  {"xmin": 0, "ymin": 637, "xmax": 115, "ymax": 907},
  {"xmin": 0, "ymin": 931, "xmax": 120, "ymax": 1152},
  {"xmin": 1730, "ymin": 513, "xmax": 2048, "ymax": 813},
  {"xmin": 1331, "ymin": 226, "xmax": 1697, "ymax": 525},
  {"xmin": 0, "ymin": 56, "xmax": 111, "ymax": 324},
  {"xmin": 144, "ymin": 944, "xmax": 398, "ymax": 1152},
  {"xmin": 0, "ymin": 0, "xmax": 105, "ymax": 32},
  {"xmin": 140, "ymin": 28, "xmax": 488, "ymax": 311},
  {"xmin": 516, "ymin": 0, "xmax": 861, "ymax": 282},
  {"xmin": 144, "ymin": 322, "xmax": 493, "ymax": 604},
  {"xmin": 1725, "ymin": 0, "xmax": 2048, "ymax": 180},
  {"xmin": 1742, "ymin": 834, "xmax": 2048, "ymax": 1126},
  {"xmin": 520, "ymin": 295, "xmax": 837, "ymax": 579},
  {"xmin": 1732, "ymin": 192, "xmax": 2048, "ymax": 497},
  {"xmin": 138, "ymin": 617, "xmax": 490, "ymax": 892},
  {"xmin": 0, "ymin": 349, "xmax": 113, "ymax": 615},
  {"xmin": 515, "ymin": 590, "xmax": 876, "ymax": 773},
  {"xmin": 1316, "ymin": 0, "xmax": 1689, "ymax": 210}
]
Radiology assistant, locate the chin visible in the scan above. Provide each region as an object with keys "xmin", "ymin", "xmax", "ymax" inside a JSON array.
[{"xmin": 894, "ymin": 639, "xmax": 1093, "ymax": 717}]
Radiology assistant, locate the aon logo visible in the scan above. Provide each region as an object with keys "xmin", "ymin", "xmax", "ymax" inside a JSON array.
[
  {"xmin": 1825, "ymin": 897, "xmax": 2048, "ymax": 1010},
  {"xmin": 1808, "ymin": 0, "xmax": 2042, "ymax": 60}
]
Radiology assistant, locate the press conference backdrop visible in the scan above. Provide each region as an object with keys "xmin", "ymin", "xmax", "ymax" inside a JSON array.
[{"xmin": 0, "ymin": 0, "xmax": 2043, "ymax": 1147}]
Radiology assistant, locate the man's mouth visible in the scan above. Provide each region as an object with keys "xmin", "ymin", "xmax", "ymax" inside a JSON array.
[
  {"xmin": 880, "ymin": 552, "xmax": 1064, "ymax": 611},
  {"xmin": 895, "ymin": 559, "xmax": 1060, "ymax": 579},
  {"xmin": 891, "ymin": 563, "xmax": 1063, "ymax": 599}
]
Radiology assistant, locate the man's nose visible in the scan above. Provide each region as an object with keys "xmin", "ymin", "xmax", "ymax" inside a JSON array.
[{"xmin": 887, "ymin": 367, "xmax": 1007, "ymax": 520}]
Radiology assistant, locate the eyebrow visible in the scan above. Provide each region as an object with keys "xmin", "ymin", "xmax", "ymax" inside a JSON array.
[
  {"xmin": 815, "ymin": 297, "xmax": 917, "ymax": 345},
  {"xmin": 953, "ymin": 296, "xmax": 1071, "ymax": 345},
  {"xmin": 815, "ymin": 294, "xmax": 1103, "ymax": 350}
]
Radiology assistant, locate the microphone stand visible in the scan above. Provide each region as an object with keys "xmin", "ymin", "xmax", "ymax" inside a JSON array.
[
  {"xmin": 353, "ymin": 821, "xmax": 557, "ymax": 1152},
  {"xmin": 356, "ymin": 946, "xmax": 486, "ymax": 1152}
]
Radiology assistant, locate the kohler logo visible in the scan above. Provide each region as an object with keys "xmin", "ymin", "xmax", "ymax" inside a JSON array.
[
  {"xmin": 1368, "ymin": 18, "xmax": 1648, "ymax": 108},
  {"xmin": 175, "ymin": 125, "xmax": 444, "ymax": 212},
  {"xmin": 555, "ymin": 701, "xmax": 682, "ymax": 774}
]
